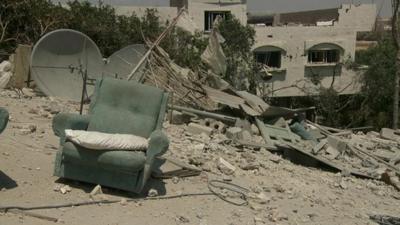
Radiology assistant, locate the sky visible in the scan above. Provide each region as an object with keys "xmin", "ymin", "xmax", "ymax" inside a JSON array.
[{"xmin": 55, "ymin": 0, "xmax": 392, "ymax": 17}]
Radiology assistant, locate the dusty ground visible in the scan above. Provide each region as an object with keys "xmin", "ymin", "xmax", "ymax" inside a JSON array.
[{"xmin": 1, "ymin": 89, "xmax": 400, "ymax": 225}]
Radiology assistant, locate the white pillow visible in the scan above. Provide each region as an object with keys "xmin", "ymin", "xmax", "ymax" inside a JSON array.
[{"xmin": 65, "ymin": 129, "xmax": 148, "ymax": 151}]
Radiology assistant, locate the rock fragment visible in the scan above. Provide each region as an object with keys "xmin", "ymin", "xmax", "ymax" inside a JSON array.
[
  {"xmin": 217, "ymin": 157, "xmax": 236, "ymax": 175},
  {"xmin": 148, "ymin": 188, "xmax": 158, "ymax": 197}
]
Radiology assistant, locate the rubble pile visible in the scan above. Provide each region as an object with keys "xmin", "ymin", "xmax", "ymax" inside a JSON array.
[
  {"xmin": 163, "ymin": 106, "xmax": 400, "ymax": 192},
  {"xmin": 133, "ymin": 35, "xmax": 400, "ymax": 193}
]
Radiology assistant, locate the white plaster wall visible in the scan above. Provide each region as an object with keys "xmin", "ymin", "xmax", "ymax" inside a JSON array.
[
  {"xmin": 114, "ymin": 6, "xmax": 178, "ymax": 22},
  {"xmin": 336, "ymin": 4, "xmax": 377, "ymax": 31}
]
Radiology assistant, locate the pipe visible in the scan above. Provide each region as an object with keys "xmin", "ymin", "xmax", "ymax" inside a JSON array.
[{"xmin": 168, "ymin": 105, "xmax": 237, "ymax": 124}]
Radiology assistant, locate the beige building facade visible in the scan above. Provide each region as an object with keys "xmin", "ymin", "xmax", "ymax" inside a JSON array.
[{"xmin": 114, "ymin": 1, "xmax": 377, "ymax": 98}]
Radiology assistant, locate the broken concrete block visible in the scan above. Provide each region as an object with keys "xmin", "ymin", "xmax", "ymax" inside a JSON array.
[
  {"xmin": 312, "ymin": 139, "xmax": 327, "ymax": 155},
  {"xmin": 90, "ymin": 184, "xmax": 103, "ymax": 196},
  {"xmin": 148, "ymin": 188, "xmax": 158, "ymax": 197},
  {"xmin": 22, "ymin": 87, "xmax": 35, "ymax": 98},
  {"xmin": 326, "ymin": 146, "xmax": 340, "ymax": 159},
  {"xmin": 225, "ymin": 127, "xmax": 242, "ymax": 140},
  {"xmin": 269, "ymin": 154, "xmax": 282, "ymax": 164},
  {"xmin": 239, "ymin": 130, "xmax": 252, "ymax": 141},
  {"xmin": 380, "ymin": 128, "xmax": 400, "ymax": 141},
  {"xmin": 217, "ymin": 157, "xmax": 236, "ymax": 175},
  {"xmin": 251, "ymin": 124, "xmax": 260, "ymax": 135},
  {"xmin": 241, "ymin": 152, "xmax": 256, "ymax": 162},
  {"xmin": 186, "ymin": 123, "xmax": 213, "ymax": 136},
  {"xmin": 170, "ymin": 110, "xmax": 192, "ymax": 125},
  {"xmin": 60, "ymin": 185, "xmax": 72, "ymax": 194},
  {"xmin": 188, "ymin": 156, "xmax": 206, "ymax": 166},
  {"xmin": 327, "ymin": 136, "xmax": 347, "ymax": 153},
  {"xmin": 240, "ymin": 162, "xmax": 260, "ymax": 170}
]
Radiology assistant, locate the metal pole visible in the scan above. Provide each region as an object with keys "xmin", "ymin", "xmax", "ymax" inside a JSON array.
[
  {"xmin": 127, "ymin": 8, "xmax": 186, "ymax": 81},
  {"xmin": 79, "ymin": 69, "xmax": 87, "ymax": 115},
  {"xmin": 168, "ymin": 105, "xmax": 238, "ymax": 124}
]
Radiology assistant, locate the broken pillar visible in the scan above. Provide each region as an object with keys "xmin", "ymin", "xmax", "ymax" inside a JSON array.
[{"xmin": 9, "ymin": 44, "xmax": 31, "ymax": 89}]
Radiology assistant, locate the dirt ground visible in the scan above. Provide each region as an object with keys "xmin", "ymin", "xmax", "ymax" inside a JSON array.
[{"xmin": 1, "ymin": 89, "xmax": 400, "ymax": 225}]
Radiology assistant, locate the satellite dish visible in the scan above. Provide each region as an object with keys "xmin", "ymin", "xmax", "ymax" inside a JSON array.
[
  {"xmin": 31, "ymin": 29, "xmax": 104, "ymax": 101},
  {"xmin": 103, "ymin": 44, "xmax": 146, "ymax": 80}
]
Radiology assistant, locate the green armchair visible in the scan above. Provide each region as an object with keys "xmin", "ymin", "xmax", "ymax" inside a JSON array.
[
  {"xmin": 0, "ymin": 107, "xmax": 9, "ymax": 134},
  {"xmin": 52, "ymin": 78, "xmax": 169, "ymax": 193}
]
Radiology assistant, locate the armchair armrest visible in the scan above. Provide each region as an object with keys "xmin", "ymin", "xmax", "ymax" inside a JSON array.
[
  {"xmin": 140, "ymin": 130, "xmax": 169, "ymax": 191},
  {"xmin": 52, "ymin": 113, "xmax": 90, "ymax": 139},
  {"xmin": 146, "ymin": 130, "xmax": 170, "ymax": 163}
]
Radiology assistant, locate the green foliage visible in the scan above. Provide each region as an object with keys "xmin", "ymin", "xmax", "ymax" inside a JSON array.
[
  {"xmin": 0, "ymin": 0, "xmax": 207, "ymax": 67},
  {"xmin": 355, "ymin": 38, "xmax": 397, "ymax": 128},
  {"xmin": 1, "ymin": 1, "xmax": 256, "ymax": 92},
  {"xmin": 0, "ymin": 0, "xmax": 68, "ymax": 55},
  {"xmin": 218, "ymin": 15, "xmax": 257, "ymax": 91},
  {"xmin": 162, "ymin": 29, "xmax": 207, "ymax": 70}
]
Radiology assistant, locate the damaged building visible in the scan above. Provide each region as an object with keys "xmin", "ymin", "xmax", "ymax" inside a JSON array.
[
  {"xmin": 250, "ymin": 4, "xmax": 377, "ymax": 97},
  {"xmin": 115, "ymin": 1, "xmax": 377, "ymax": 98}
]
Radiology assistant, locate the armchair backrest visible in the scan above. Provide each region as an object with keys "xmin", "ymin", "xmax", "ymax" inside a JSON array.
[{"xmin": 87, "ymin": 78, "xmax": 168, "ymax": 138}]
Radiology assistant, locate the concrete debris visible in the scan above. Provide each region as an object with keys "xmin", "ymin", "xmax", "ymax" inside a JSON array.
[
  {"xmin": 119, "ymin": 198, "xmax": 128, "ymax": 206},
  {"xmin": 170, "ymin": 110, "xmax": 193, "ymax": 125},
  {"xmin": 380, "ymin": 128, "xmax": 400, "ymax": 142},
  {"xmin": 312, "ymin": 139, "xmax": 327, "ymax": 154},
  {"xmin": 225, "ymin": 127, "xmax": 242, "ymax": 140},
  {"xmin": 269, "ymin": 154, "xmax": 282, "ymax": 164},
  {"xmin": 217, "ymin": 157, "xmax": 236, "ymax": 175},
  {"xmin": 325, "ymin": 146, "xmax": 340, "ymax": 159},
  {"xmin": 186, "ymin": 123, "xmax": 213, "ymax": 136},
  {"xmin": 327, "ymin": 135, "xmax": 347, "ymax": 153},
  {"xmin": 251, "ymin": 124, "xmax": 260, "ymax": 135},
  {"xmin": 148, "ymin": 188, "xmax": 158, "ymax": 197},
  {"xmin": 90, "ymin": 185, "xmax": 103, "ymax": 196},
  {"xmin": 21, "ymin": 88, "xmax": 35, "ymax": 98},
  {"xmin": 2, "ymin": 87, "xmax": 400, "ymax": 224},
  {"xmin": 53, "ymin": 184, "xmax": 72, "ymax": 194},
  {"xmin": 16, "ymin": 124, "xmax": 37, "ymax": 135},
  {"xmin": 240, "ymin": 162, "xmax": 260, "ymax": 170}
]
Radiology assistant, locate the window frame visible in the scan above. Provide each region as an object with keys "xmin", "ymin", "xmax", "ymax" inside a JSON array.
[
  {"xmin": 204, "ymin": 11, "xmax": 231, "ymax": 32},
  {"xmin": 254, "ymin": 51, "xmax": 282, "ymax": 69}
]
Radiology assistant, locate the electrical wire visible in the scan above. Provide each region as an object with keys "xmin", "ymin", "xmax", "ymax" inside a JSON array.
[{"xmin": 0, "ymin": 180, "xmax": 249, "ymax": 212}]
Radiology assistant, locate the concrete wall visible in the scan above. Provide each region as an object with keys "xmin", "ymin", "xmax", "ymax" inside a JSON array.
[
  {"xmin": 114, "ymin": 6, "xmax": 178, "ymax": 22},
  {"xmin": 253, "ymin": 4, "xmax": 377, "ymax": 97}
]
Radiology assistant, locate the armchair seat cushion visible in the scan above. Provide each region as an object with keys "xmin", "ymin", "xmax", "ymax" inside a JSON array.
[{"xmin": 63, "ymin": 141, "xmax": 146, "ymax": 172}]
